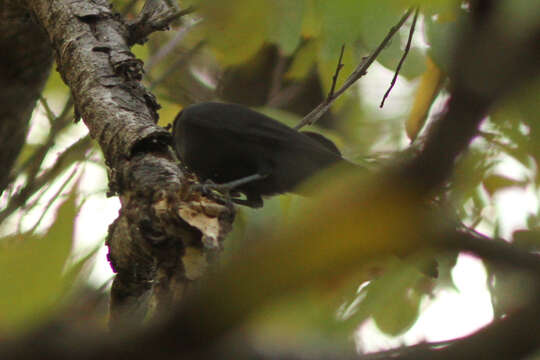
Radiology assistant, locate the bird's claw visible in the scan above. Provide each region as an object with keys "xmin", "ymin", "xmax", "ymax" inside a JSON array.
[{"xmin": 189, "ymin": 174, "xmax": 268, "ymax": 207}]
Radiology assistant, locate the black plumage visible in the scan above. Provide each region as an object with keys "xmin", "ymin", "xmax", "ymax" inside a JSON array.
[{"xmin": 172, "ymin": 102, "xmax": 352, "ymax": 207}]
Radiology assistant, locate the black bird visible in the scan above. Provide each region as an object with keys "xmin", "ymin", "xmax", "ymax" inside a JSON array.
[{"xmin": 172, "ymin": 102, "xmax": 354, "ymax": 207}]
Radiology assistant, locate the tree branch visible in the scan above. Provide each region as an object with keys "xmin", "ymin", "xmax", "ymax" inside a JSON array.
[
  {"xmin": 328, "ymin": 44, "xmax": 346, "ymax": 98},
  {"xmin": 398, "ymin": 5, "xmax": 540, "ymax": 194},
  {"xmin": 0, "ymin": 136, "xmax": 93, "ymax": 225},
  {"xmin": 29, "ymin": 0, "xmax": 170, "ymax": 168},
  {"xmin": 380, "ymin": 7, "xmax": 420, "ymax": 108},
  {"xmin": 295, "ymin": 7, "xmax": 414, "ymax": 130},
  {"xmin": 26, "ymin": 0, "xmax": 234, "ymax": 331},
  {"xmin": 0, "ymin": 1, "xmax": 53, "ymax": 195},
  {"xmin": 127, "ymin": 0, "xmax": 195, "ymax": 46},
  {"xmin": 358, "ymin": 297, "xmax": 540, "ymax": 360}
]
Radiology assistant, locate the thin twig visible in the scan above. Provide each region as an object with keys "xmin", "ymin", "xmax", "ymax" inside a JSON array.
[
  {"xmin": 328, "ymin": 44, "xmax": 346, "ymax": 98},
  {"xmin": 39, "ymin": 96, "xmax": 57, "ymax": 127},
  {"xmin": 29, "ymin": 165, "xmax": 81, "ymax": 233},
  {"xmin": 161, "ymin": 6, "xmax": 195, "ymax": 26},
  {"xmin": 127, "ymin": 3, "xmax": 196, "ymax": 45},
  {"xmin": 22, "ymin": 141, "xmax": 96, "ymax": 218},
  {"xmin": 7, "ymin": 96, "xmax": 74, "ymax": 187},
  {"xmin": 380, "ymin": 6, "xmax": 420, "ymax": 108},
  {"xmin": 0, "ymin": 136, "xmax": 92, "ymax": 224},
  {"xmin": 295, "ymin": 7, "xmax": 414, "ymax": 130},
  {"xmin": 56, "ymin": 94, "xmax": 75, "ymax": 123}
]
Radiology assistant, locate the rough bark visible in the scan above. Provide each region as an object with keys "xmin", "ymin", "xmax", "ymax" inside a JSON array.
[
  {"xmin": 25, "ymin": 0, "xmax": 235, "ymax": 328},
  {"xmin": 28, "ymin": 0, "xmax": 168, "ymax": 168},
  {"xmin": 0, "ymin": 1, "xmax": 53, "ymax": 194}
]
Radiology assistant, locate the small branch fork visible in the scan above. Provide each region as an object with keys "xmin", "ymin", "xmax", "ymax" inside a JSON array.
[
  {"xmin": 380, "ymin": 6, "xmax": 420, "ymax": 108},
  {"xmin": 295, "ymin": 7, "xmax": 415, "ymax": 130},
  {"xmin": 328, "ymin": 44, "xmax": 346, "ymax": 98},
  {"xmin": 127, "ymin": 0, "xmax": 195, "ymax": 46}
]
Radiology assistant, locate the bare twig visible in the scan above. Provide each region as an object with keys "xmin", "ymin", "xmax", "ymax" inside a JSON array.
[
  {"xmin": 6, "ymin": 96, "xmax": 74, "ymax": 192},
  {"xmin": 39, "ymin": 96, "xmax": 57, "ymax": 127},
  {"xmin": 450, "ymin": 226, "xmax": 540, "ymax": 273},
  {"xmin": 295, "ymin": 7, "xmax": 414, "ymax": 130},
  {"xmin": 28, "ymin": 165, "xmax": 81, "ymax": 233},
  {"xmin": 127, "ymin": 0, "xmax": 196, "ymax": 46},
  {"xmin": 380, "ymin": 6, "xmax": 420, "ymax": 108},
  {"xmin": 152, "ymin": 6, "xmax": 195, "ymax": 29},
  {"xmin": 328, "ymin": 44, "xmax": 346, "ymax": 98},
  {"xmin": 0, "ymin": 136, "xmax": 92, "ymax": 224}
]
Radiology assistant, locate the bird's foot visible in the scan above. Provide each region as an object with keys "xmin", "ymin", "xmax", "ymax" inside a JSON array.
[{"xmin": 190, "ymin": 174, "xmax": 268, "ymax": 208}]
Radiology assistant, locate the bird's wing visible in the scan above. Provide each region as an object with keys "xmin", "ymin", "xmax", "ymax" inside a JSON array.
[{"xmin": 184, "ymin": 105, "xmax": 342, "ymax": 164}]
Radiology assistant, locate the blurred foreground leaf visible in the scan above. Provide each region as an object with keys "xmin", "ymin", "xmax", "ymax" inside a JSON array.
[
  {"xmin": 181, "ymin": 166, "xmax": 443, "ymax": 339},
  {"xmin": 0, "ymin": 191, "xmax": 77, "ymax": 332}
]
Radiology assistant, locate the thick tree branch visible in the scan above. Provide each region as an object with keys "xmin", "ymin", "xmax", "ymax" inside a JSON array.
[
  {"xmin": 0, "ymin": 1, "xmax": 53, "ymax": 195},
  {"xmin": 25, "ymin": 0, "xmax": 234, "ymax": 331},
  {"xmin": 359, "ymin": 296, "xmax": 540, "ymax": 360},
  {"xmin": 28, "ymin": 0, "xmax": 170, "ymax": 168},
  {"xmin": 398, "ymin": 6, "xmax": 540, "ymax": 194}
]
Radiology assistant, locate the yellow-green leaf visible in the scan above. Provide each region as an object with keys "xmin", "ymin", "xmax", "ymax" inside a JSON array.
[
  {"xmin": 0, "ymin": 192, "xmax": 76, "ymax": 331},
  {"xmin": 267, "ymin": 0, "xmax": 305, "ymax": 55},
  {"xmin": 301, "ymin": 0, "xmax": 322, "ymax": 38},
  {"xmin": 406, "ymin": 56, "xmax": 445, "ymax": 141},
  {"xmin": 483, "ymin": 174, "xmax": 527, "ymax": 197},
  {"xmin": 285, "ymin": 40, "xmax": 318, "ymax": 80},
  {"xmin": 196, "ymin": 0, "xmax": 269, "ymax": 66}
]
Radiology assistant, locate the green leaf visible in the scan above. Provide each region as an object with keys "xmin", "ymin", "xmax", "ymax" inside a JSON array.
[
  {"xmin": 339, "ymin": 257, "xmax": 428, "ymax": 336},
  {"xmin": 377, "ymin": 42, "xmax": 426, "ymax": 80},
  {"xmin": 266, "ymin": 0, "xmax": 305, "ymax": 55},
  {"xmin": 491, "ymin": 78, "xmax": 540, "ymax": 178},
  {"xmin": 0, "ymin": 192, "xmax": 76, "ymax": 331},
  {"xmin": 406, "ymin": 57, "xmax": 445, "ymax": 141},
  {"xmin": 452, "ymin": 148, "xmax": 494, "ymax": 209},
  {"xmin": 285, "ymin": 40, "xmax": 318, "ymax": 80},
  {"xmin": 62, "ymin": 242, "xmax": 102, "ymax": 292},
  {"xmin": 249, "ymin": 288, "xmax": 355, "ymax": 350},
  {"xmin": 372, "ymin": 288, "xmax": 421, "ymax": 335},
  {"xmin": 300, "ymin": 0, "xmax": 322, "ymax": 38},
  {"xmin": 316, "ymin": 0, "xmax": 368, "ymax": 60},
  {"xmin": 195, "ymin": 0, "xmax": 270, "ymax": 65},
  {"xmin": 367, "ymin": 261, "xmax": 424, "ymax": 336},
  {"xmin": 424, "ymin": 7, "xmax": 461, "ymax": 73},
  {"xmin": 482, "ymin": 174, "xmax": 527, "ymax": 197}
]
